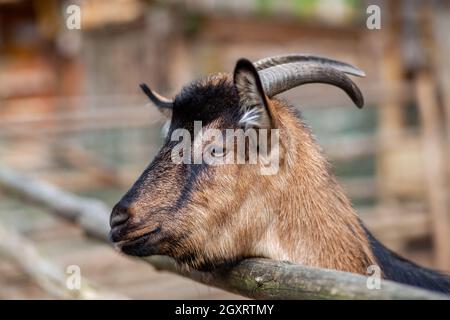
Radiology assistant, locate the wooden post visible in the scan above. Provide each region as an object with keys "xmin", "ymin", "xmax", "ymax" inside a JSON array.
[
  {"xmin": 376, "ymin": 1, "xmax": 407, "ymax": 205},
  {"xmin": 431, "ymin": 5, "xmax": 450, "ymax": 222},
  {"xmin": 0, "ymin": 223, "xmax": 127, "ymax": 299},
  {"xmin": 411, "ymin": 1, "xmax": 450, "ymax": 271},
  {"xmin": 414, "ymin": 70, "xmax": 450, "ymax": 271}
]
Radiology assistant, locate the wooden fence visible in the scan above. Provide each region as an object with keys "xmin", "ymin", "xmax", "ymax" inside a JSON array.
[{"xmin": 0, "ymin": 167, "xmax": 447, "ymax": 300}]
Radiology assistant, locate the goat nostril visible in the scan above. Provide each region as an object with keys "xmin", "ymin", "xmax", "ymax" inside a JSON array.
[
  {"xmin": 110, "ymin": 203, "xmax": 131, "ymax": 228},
  {"xmin": 110, "ymin": 212, "xmax": 129, "ymax": 228}
]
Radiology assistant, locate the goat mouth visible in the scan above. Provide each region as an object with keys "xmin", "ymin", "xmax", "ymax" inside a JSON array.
[
  {"xmin": 111, "ymin": 226, "xmax": 161, "ymax": 247},
  {"xmin": 119, "ymin": 227, "xmax": 163, "ymax": 257}
]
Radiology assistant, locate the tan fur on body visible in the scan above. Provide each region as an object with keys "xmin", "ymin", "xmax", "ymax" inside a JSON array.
[{"xmin": 171, "ymin": 97, "xmax": 376, "ymax": 273}]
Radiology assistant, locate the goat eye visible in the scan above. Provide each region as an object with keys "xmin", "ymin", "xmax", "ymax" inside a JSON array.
[{"xmin": 210, "ymin": 146, "xmax": 225, "ymax": 157}]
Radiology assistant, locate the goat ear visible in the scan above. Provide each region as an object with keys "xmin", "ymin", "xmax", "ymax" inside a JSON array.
[
  {"xmin": 233, "ymin": 59, "xmax": 275, "ymax": 129},
  {"xmin": 139, "ymin": 83, "xmax": 173, "ymax": 118}
]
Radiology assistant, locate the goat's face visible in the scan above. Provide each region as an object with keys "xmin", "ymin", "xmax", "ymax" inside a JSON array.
[
  {"xmin": 109, "ymin": 56, "xmax": 364, "ymax": 269},
  {"xmin": 109, "ymin": 69, "xmax": 278, "ymax": 269}
]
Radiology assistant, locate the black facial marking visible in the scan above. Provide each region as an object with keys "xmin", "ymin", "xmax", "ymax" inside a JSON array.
[
  {"xmin": 171, "ymin": 76, "xmax": 241, "ymax": 129},
  {"xmin": 114, "ymin": 75, "xmax": 252, "ymax": 261},
  {"xmin": 162, "ymin": 75, "xmax": 243, "ymax": 211},
  {"xmin": 172, "ymin": 163, "xmax": 207, "ymax": 212}
]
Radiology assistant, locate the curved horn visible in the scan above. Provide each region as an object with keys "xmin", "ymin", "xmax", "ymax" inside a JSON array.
[
  {"xmin": 258, "ymin": 63, "xmax": 364, "ymax": 108},
  {"xmin": 139, "ymin": 83, "xmax": 173, "ymax": 109},
  {"xmin": 254, "ymin": 54, "xmax": 366, "ymax": 78}
]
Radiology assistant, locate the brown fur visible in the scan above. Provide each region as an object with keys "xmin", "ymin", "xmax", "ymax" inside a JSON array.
[
  {"xmin": 110, "ymin": 74, "xmax": 376, "ymax": 274},
  {"xmin": 173, "ymin": 97, "xmax": 376, "ymax": 273}
]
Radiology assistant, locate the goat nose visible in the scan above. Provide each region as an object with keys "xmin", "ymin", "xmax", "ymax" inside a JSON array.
[{"xmin": 110, "ymin": 202, "xmax": 131, "ymax": 228}]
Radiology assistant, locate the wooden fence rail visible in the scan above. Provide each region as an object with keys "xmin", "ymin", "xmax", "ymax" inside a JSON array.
[
  {"xmin": 0, "ymin": 223, "xmax": 127, "ymax": 299},
  {"xmin": 0, "ymin": 167, "xmax": 448, "ymax": 300}
]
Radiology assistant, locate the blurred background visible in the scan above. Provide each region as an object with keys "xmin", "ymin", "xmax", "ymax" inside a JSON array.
[{"xmin": 0, "ymin": 0, "xmax": 449, "ymax": 299}]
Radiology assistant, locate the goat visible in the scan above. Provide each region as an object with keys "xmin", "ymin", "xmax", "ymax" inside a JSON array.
[{"xmin": 109, "ymin": 54, "xmax": 450, "ymax": 294}]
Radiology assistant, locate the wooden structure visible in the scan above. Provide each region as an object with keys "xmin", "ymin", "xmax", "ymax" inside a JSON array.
[
  {"xmin": 0, "ymin": 167, "xmax": 447, "ymax": 300},
  {"xmin": 0, "ymin": 0, "xmax": 450, "ymax": 298}
]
